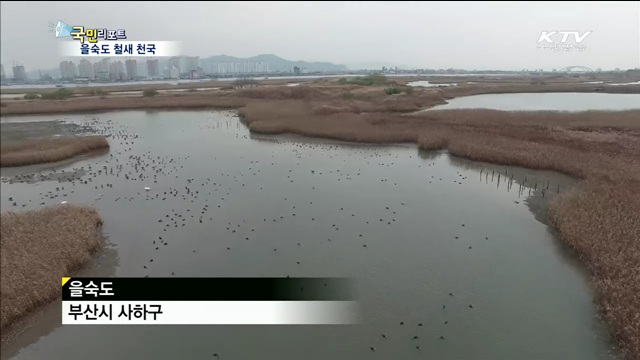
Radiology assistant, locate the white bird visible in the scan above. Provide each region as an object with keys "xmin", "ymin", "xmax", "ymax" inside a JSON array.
[
  {"xmin": 61, "ymin": 201, "xmax": 68, "ymax": 204},
  {"xmin": 144, "ymin": 187, "xmax": 151, "ymax": 191}
]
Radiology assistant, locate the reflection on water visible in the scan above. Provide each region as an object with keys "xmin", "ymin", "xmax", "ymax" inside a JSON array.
[
  {"xmin": 427, "ymin": 92, "xmax": 640, "ymax": 111},
  {"xmin": 444, "ymin": 154, "xmax": 577, "ymax": 225},
  {"xmin": 0, "ymin": 94, "xmax": 26, "ymax": 99},
  {"xmin": 609, "ymin": 80, "xmax": 640, "ymax": 86},
  {"xmin": 0, "ymin": 110, "xmax": 618, "ymax": 360},
  {"xmin": 408, "ymin": 80, "xmax": 457, "ymax": 87}
]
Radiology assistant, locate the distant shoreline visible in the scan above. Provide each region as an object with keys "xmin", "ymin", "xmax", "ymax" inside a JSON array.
[
  {"xmin": 1, "ymin": 77, "xmax": 639, "ymax": 117},
  {"xmin": 2, "ymin": 72, "xmax": 638, "ymax": 95}
]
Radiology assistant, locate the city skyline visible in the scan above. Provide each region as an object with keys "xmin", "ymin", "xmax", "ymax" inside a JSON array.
[
  {"xmin": 3, "ymin": 50, "xmax": 638, "ymax": 81},
  {"xmin": 1, "ymin": 56, "xmax": 280, "ymax": 82},
  {"xmin": 3, "ymin": 54, "xmax": 639, "ymax": 83}
]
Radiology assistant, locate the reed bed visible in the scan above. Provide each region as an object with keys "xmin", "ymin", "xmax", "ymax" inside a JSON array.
[
  {"xmin": 0, "ymin": 205, "xmax": 103, "ymax": 333},
  {"xmin": 2, "ymin": 80, "xmax": 636, "ymax": 116},
  {"xmin": 550, "ymin": 180, "xmax": 640, "ymax": 358},
  {"xmin": 0, "ymin": 94, "xmax": 250, "ymax": 116},
  {"xmin": 0, "ymin": 136, "xmax": 110, "ymax": 167}
]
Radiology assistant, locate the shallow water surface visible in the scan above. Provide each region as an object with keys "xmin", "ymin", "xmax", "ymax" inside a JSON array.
[
  {"xmin": 0, "ymin": 110, "xmax": 618, "ymax": 360},
  {"xmin": 427, "ymin": 92, "xmax": 640, "ymax": 111},
  {"xmin": 408, "ymin": 80, "xmax": 457, "ymax": 87}
]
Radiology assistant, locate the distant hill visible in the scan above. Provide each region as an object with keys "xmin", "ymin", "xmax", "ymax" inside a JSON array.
[
  {"xmin": 26, "ymin": 68, "xmax": 60, "ymax": 79},
  {"xmin": 201, "ymin": 54, "xmax": 348, "ymax": 73},
  {"xmin": 345, "ymin": 61, "xmax": 413, "ymax": 71}
]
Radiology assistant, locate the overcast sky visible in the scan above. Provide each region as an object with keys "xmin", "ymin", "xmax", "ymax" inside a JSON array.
[{"xmin": 1, "ymin": 1, "xmax": 639, "ymax": 72}]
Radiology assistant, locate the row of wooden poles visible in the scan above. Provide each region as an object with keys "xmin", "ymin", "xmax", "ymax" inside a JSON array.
[{"xmin": 480, "ymin": 168, "xmax": 560, "ymax": 198}]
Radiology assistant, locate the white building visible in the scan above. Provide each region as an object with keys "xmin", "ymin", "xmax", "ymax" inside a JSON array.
[
  {"xmin": 78, "ymin": 59, "xmax": 94, "ymax": 79},
  {"xmin": 12, "ymin": 65, "xmax": 27, "ymax": 81},
  {"xmin": 169, "ymin": 57, "xmax": 181, "ymax": 74},
  {"xmin": 125, "ymin": 59, "xmax": 137, "ymax": 80},
  {"xmin": 109, "ymin": 61, "xmax": 125, "ymax": 81},
  {"xmin": 147, "ymin": 59, "xmax": 160, "ymax": 78},
  {"xmin": 93, "ymin": 58, "xmax": 110, "ymax": 80},
  {"xmin": 170, "ymin": 66, "xmax": 180, "ymax": 79},
  {"xmin": 59, "ymin": 61, "xmax": 77, "ymax": 80},
  {"xmin": 206, "ymin": 61, "xmax": 270, "ymax": 75},
  {"xmin": 185, "ymin": 56, "xmax": 199, "ymax": 72}
]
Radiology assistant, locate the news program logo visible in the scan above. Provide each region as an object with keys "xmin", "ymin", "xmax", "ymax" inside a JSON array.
[
  {"xmin": 53, "ymin": 20, "xmax": 74, "ymax": 38},
  {"xmin": 51, "ymin": 20, "xmax": 180, "ymax": 57}
]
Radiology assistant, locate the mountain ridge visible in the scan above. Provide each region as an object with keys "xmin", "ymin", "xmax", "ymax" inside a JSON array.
[{"xmin": 200, "ymin": 54, "xmax": 348, "ymax": 72}]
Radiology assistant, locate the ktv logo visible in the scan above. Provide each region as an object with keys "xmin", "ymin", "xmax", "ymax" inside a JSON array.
[{"xmin": 536, "ymin": 30, "xmax": 592, "ymax": 52}]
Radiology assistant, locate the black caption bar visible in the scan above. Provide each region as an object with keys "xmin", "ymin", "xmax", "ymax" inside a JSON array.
[{"xmin": 62, "ymin": 277, "xmax": 355, "ymax": 301}]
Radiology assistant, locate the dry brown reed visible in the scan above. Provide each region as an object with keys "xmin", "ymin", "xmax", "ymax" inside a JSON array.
[
  {"xmin": 0, "ymin": 205, "xmax": 103, "ymax": 333},
  {"xmin": 0, "ymin": 136, "xmax": 110, "ymax": 167},
  {"xmin": 550, "ymin": 181, "xmax": 640, "ymax": 359},
  {"xmin": 2, "ymin": 80, "xmax": 637, "ymax": 116},
  {"xmin": 0, "ymin": 94, "xmax": 250, "ymax": 116}
]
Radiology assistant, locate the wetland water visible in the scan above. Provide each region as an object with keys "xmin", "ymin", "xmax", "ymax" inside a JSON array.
[
  {"xmin": 0, "ymin": 110, "xmax": 618, "ymax": 360},
  {"xmin": 407, "ymin": 80, "xmax": 457, "ymax": 87},
  {"xmin": 427, "ymin": 92, "xmax": 640, "ymax": 111}
]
